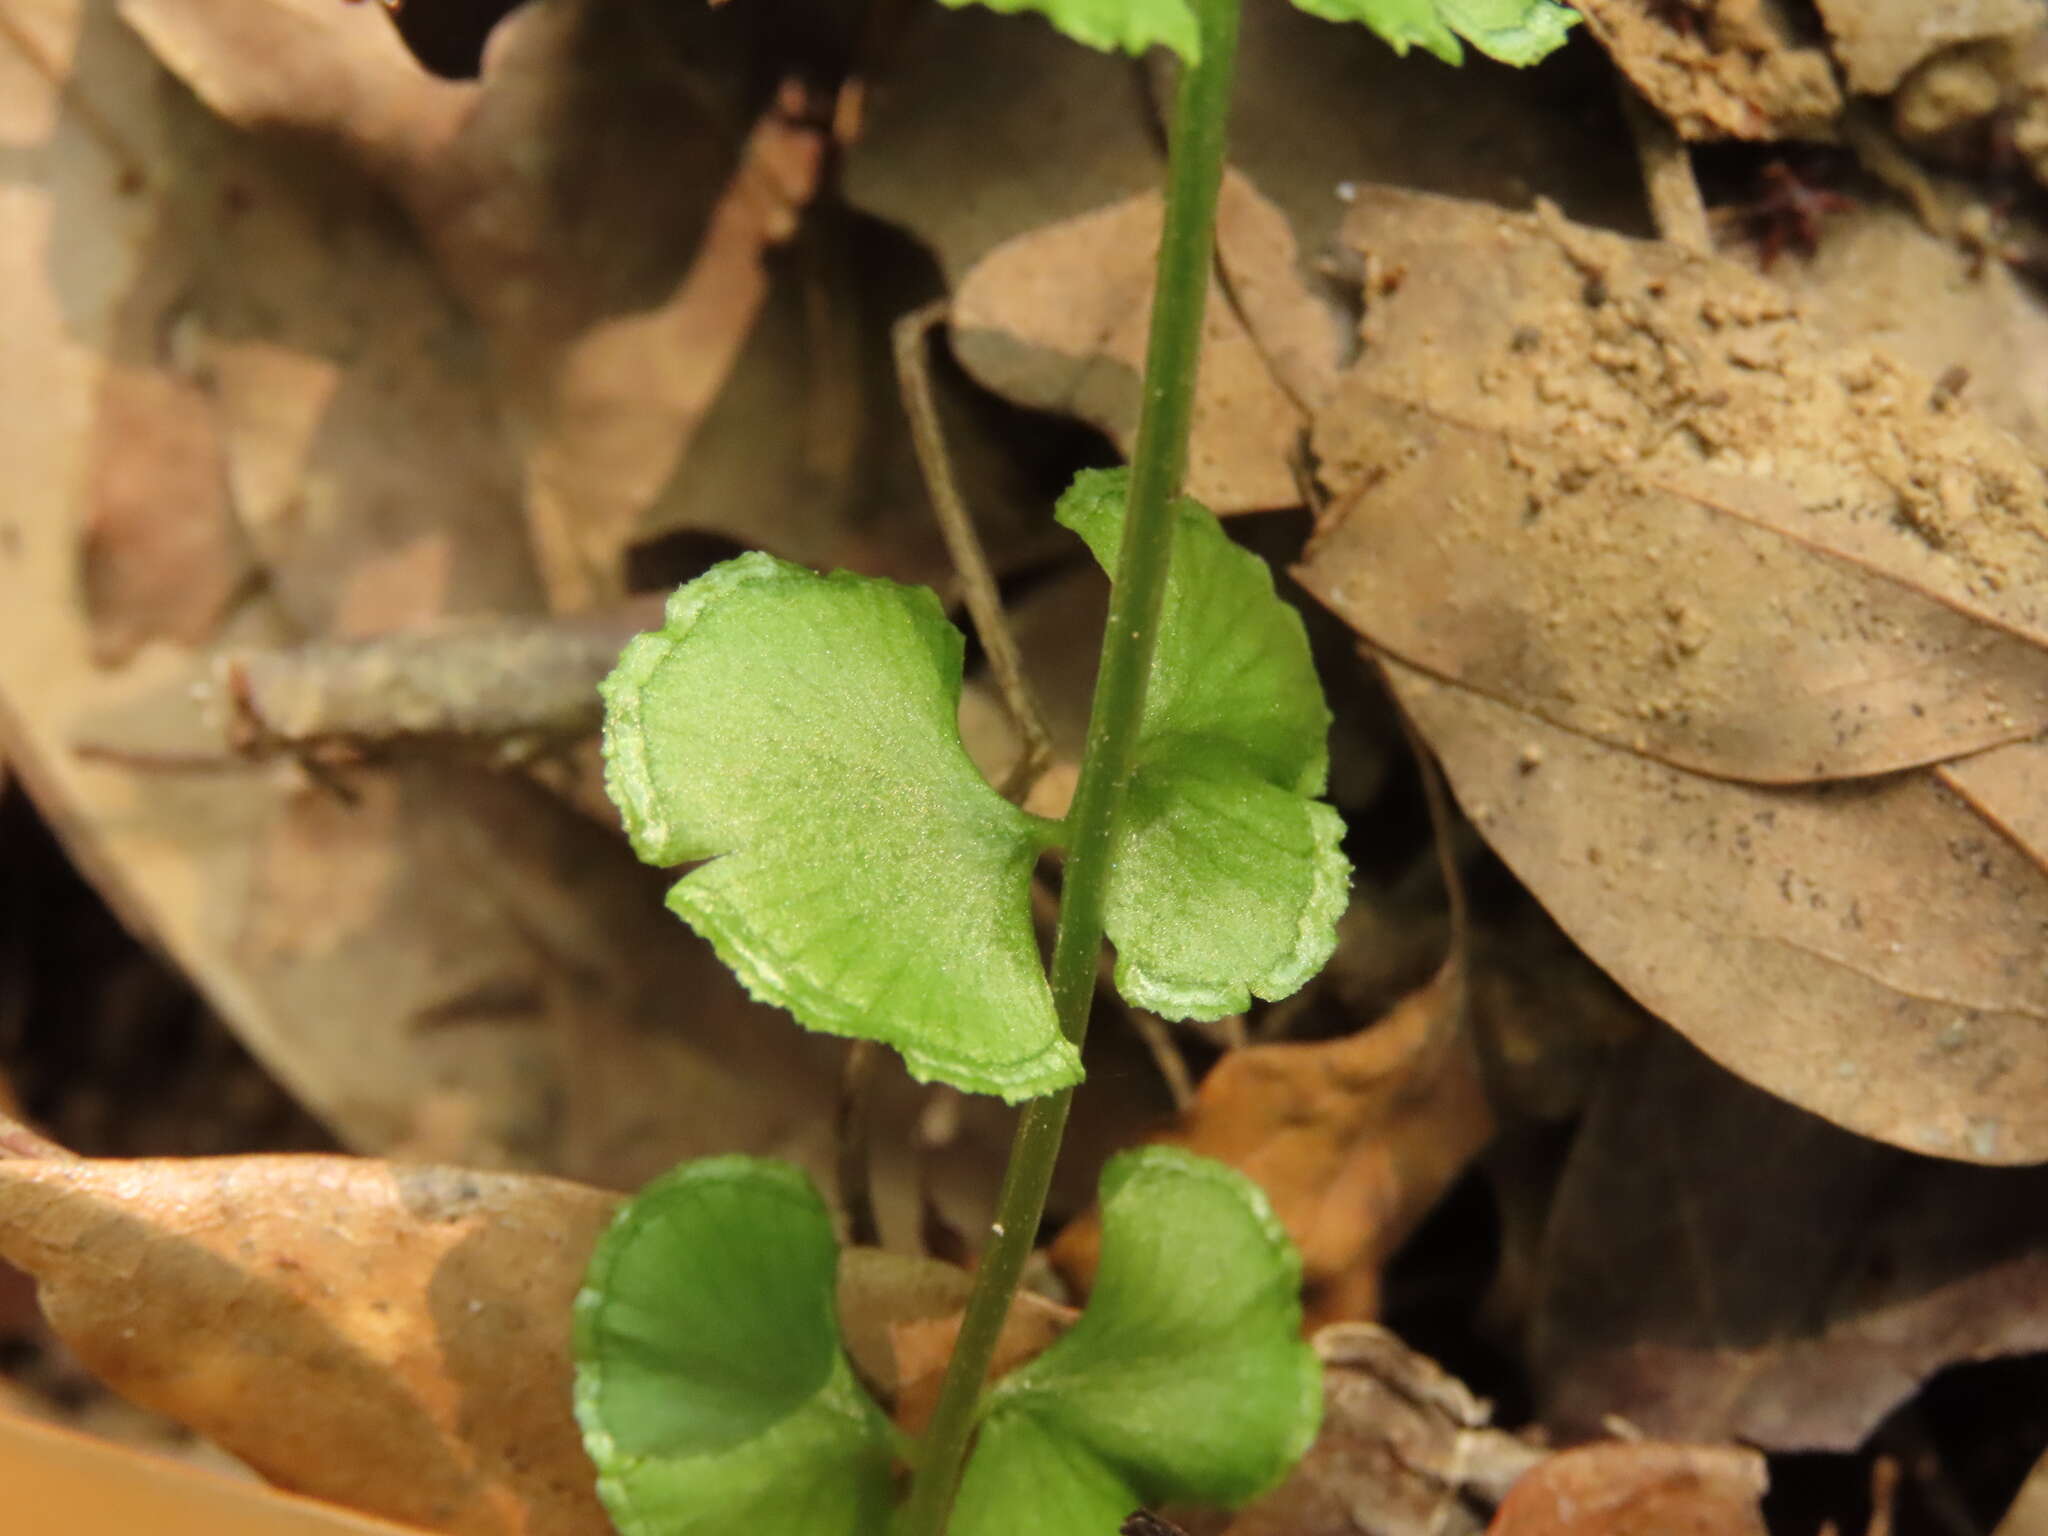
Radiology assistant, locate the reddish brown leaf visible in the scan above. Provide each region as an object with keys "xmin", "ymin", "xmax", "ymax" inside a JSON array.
[
  {"xmin": 1054, "ymin": 968, "xmax": 1494, "ymax": 1324},
  {"xmin": 1485, "ymin": 1442, "xmax": 1769, "ymax": 1536}
]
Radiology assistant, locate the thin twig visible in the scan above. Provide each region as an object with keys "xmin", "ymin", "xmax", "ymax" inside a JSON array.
[
  {"xmin": 835, "ymin": 1041, "xmax": 883, "ymax": 1248},
  {"xmin": 1617, "ymin": 81, "xmax": 1710, "ymax": 255},
  {"xmin": 1128, "ymin": 1010, "xmax": 1195, "ymax": 1111},
  {"xmin": 892, "ymin": 301, "xmax": 1056, "ymax": 802},
  {"xmin": 1841, "ymin": 104, "xmax": 1955, "ymax": 242}
]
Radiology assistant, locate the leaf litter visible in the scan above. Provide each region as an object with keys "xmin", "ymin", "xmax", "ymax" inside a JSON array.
[
  {"xmin": 15, "ymin": 2, "xmax": 2048, "ymax": 1533},
  {"xmin": 1296, "ymin": 185, "xmax": 2048, "ymax": 1163}
]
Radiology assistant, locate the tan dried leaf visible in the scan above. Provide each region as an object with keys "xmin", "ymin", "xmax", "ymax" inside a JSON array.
[
  {"xmin": 1297, "ymin": 188, "xmax": 2048, "ymax": 1161},
  {"xmin": 0, "ymin": 0, "xmax": 879, "ymax": 1189},
  {"xmin": 0, "ymin": 1411, "xmax": 431, "ymax": 1536},
  {"xmin": 951, "ymin": 171, "xmax": 1337, "ymax": 513}
]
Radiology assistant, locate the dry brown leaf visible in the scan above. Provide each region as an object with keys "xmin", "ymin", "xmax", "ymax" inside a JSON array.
[
  {"xmin": 1529, "ymin": 1032, "xmax": 2048, "ymax": 1450},
  {"xmin": 122, "ymin": 0, "xmax": 826, "ymax": 611},
  {"xmin": 0, "ymin": 1153, "xmax": 617, "ymax": 1535},
  {"xmin": 950, "ymin": 170, "xmax": 1336, "ymax": 513},
  {"xmin": 1483, "ymin": 1441, "xmax": 1769, "ymax": 1536},
  {"xmin": 1296, "ymin": 187, "xmax": 2048, "ymax": 1161},
  {"xmin": 1573, "ymin": 0, "xmax": 1842, "ymax": 141},
  {"xmin": 1760, "ymin": 201, "xmax": 2048, "ymax": 456},
  {"xmin": 888, "ymin": 1289, "xmax": 1076, "ymax": 1437},
  {"xmin": 0, "ymin": 0, "xmax": 904, "ymax": 1191},
  {"xmin": 1221, "ymin": 1323, "xmax": 1542, "ymax": 1536},
  {"xmin": 0, "ymin": 1149, "xmax": 1003, "ymax": 1536},
  {"xmin": 1053, "ymin": 968, "xmax": 1493, "ymax": 1324},
  {"xmin": 1812, "ymin": 0, "xmax": 2041, "ymax": 95},
  {"xmin": 841, "ymin": 4, "xmax": 1159, "ymax": 287}
]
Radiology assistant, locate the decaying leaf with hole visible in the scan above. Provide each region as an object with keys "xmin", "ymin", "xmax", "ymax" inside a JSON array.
[
  {"xmin": 1054, "ymin": 967, "xmax": 1492, "ymax": 1324},
  {"xmin": 1529, "ymin": 1033, "xmax": 2048, "ymax": 1450},
  {"xmin": 1297, "ymin": 186, "xmax": 2048, "ymax": 1162}
]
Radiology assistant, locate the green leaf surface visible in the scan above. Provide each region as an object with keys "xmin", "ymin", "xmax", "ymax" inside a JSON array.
[
  {"xmin": 1286, "ymin": 0, "xmax": 1578, "ymax": 65},
  {"xmin": 601, "ymin": 553, "xmax": 1077, "ymax": 1102},
  {"xmin": 1057, "ymin": 470, "xmax": 1349, "ymax": 1020},
  {"xmin": 966, "ymin": 1147, "xmax": 1322, "ymax": 1517},
  {"xmin": 574, "ymin": 1157, "xmax": 894, "ymax": 1536},
  {"xmin": 949, "ymin": 1410, "xmax": 1140, "ymax": 1536},
  {"xmin": 935, "ymin": 0, "xmax": 1201, "ymax": 61}
]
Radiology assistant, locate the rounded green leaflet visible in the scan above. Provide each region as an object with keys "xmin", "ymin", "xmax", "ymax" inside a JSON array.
[
  {"xmin": 1284, "ymin": 0, "xmax": 1576, "ymax": 65},
  {"xmin": 572, "ymin": 1157, "xmax": 895, "ymax": 1536},
  {"xmin": 953, "ymin": 1146, "xmax": 1323, "ymax": 1535},
  {"xmin": 1055, "ymin": 470, "xmax": 1351, "ymax": 1021},
  {"xmin": 600, "ymin": 553, "xmax": 1078, "ymax": 1103}
]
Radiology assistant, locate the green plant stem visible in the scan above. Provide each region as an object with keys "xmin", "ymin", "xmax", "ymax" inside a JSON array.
[{"xmin": 895, "ymin": 6, "xmax": 1242, "ymax": 1531}]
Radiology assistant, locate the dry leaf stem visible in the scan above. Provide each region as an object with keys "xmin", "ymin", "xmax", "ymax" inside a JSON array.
[
  {"xmin": 1617, "ymin": 82, "xmax": 1709, "ymax": 255},
  {"xmin": 893, "ymin": 300, "xmax": 1056, "ymax": 800},
  {"xmin": 896, "ymin": 3, "xmax": 1244, "ymax": 1528}
]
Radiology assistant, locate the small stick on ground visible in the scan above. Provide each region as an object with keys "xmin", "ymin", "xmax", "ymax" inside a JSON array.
[
  {"xmin": 835, "ymin": 1041, "xmax": 883, "ymax": 1248},
  {"xmin": 893, "ymin": 301, "xmax": 1056, "ymax": 802},
  {"xmin": 1128, "ymin": 1009, "xmax": 1195, "ymax": 1111},
  {"xmin": 1394, "ymin": 698, "xmax": 1472, "ymax": 1060},
  {"xmin": 1618, "ymin": 81, "xmax": 1710, "ymax": 254},
  {"xmin": 1841, "ymin": 105, "xmax": 1955, "ymax": 242}
]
